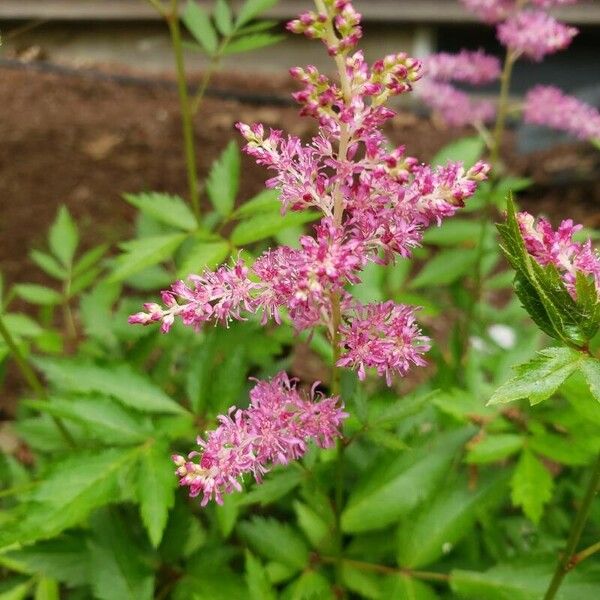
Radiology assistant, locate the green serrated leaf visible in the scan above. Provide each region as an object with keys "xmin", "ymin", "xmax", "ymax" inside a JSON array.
[
  {"xmin": 14, "ymin": 284, "xmax": 62, "ymax": 306},
  {"xmin": 223, "ymin": 32, "xmax": 283, "ymax": 54},
  {"xmin": 432, "ymin": 136, "xmax": 485, "ymax": 168},
  {"xmin": 410, "ymin": 248, "xmax": 478, "ymax": 288},
  {"xmin": 284, "ymin": 570, "xmax": 333, "ymax": 600},
  {"xmin": 234, "ymin": 0, "xmax": 278, "ymax": 27},
  {"xmin": 238, "ymin": 517, "xmax": 308, "ymax": 571},
  {"xmin": 88, "ymin": 509, "xmax": 154, "ymax": 600},
  {"xmin": 488, "ymin": 347, "xmax": 584, "ymax": 406},
  {"xmin": 451, "ymin": 561, "xmax": 600, "ymax": 599},
  {"xmin": 49, "ymin": 206, "xmax": 78, "ymax": 267},
  {"xmin": 466, "ymin": 434, "xmax": 524, "ymax": 464},
  {"xmin": 33, "ymin": 578, "xmax": 59, "ymax": 600},
  {"xmin": 2, "ymin": 314, "xmax": 43, "ymax": 339},
  {"xmin": 232, "ymin": 189, "xmax": 280, "ymax": 219},
  {"xmin": 381, "ymin": 575, "xmax": 439, "ymax": 600},
  {"xmin": 580, "ymin": 357, "xmax": 600, "ymax": 403},
  {"xmin": 245, "ymin": 552, "xmax": 276, "ymax": 600},
  {"xmin": 0, "ymin": 580, "xmax": 33, "ymax": 600},
  {"xmin": 214, "ymin": 0, "xmax": 233, "ymax": 35},
  {"xmin": 398, "ymin": 473, "xmax": 508, "ymax": 567},
  {"xmin": 29, "ymin": 251, "xmax": 67, "ymax": 280},
  {"xmin": 239, "ymin": 468, "xmax": 302, "ymax": 507},
  {"xmin": 24, "ymin": 397, "xmax": 148, "ymax": 445},
  {"xmin": 137, "ymin": 442, "xmax": 176, "ymax": 547},
  {"xmin": 341, "ymin": 429, "xmax": 472, "ymax": 533},
  {"xmin": 231, "ymin": 211, "xmax": 319, "ymax": 246},
  {"xmin": 124, "ymin": 192, "xmax": 196, "ymax": 231},
  {"xmin": 422, "ymin": 219, "xmax": 482, "ymax": 247},
  {"xmin": 108, "ymin": 233, "xmax": 186, "ymax": 282},
  {"xmin": 72, "ymin": 243, "xmax": 108, "ymax": 277},
  {"xmin": 206, "ymin": 141, "xmax": 240, "ymax": 217},
  {"xmin": 34, "ymin": 358, "xmax": 186, "ymax": 414},
  {"xmin": 293, "ymin": 501, "xmax": 332, "ymax": 552},
  {"xmin": 182, "ymin": 1, "xmax": 218, "ymax": 54},
  {"xmin": 0, "ymin": 448, "xmax": 139, "ymax": 550},
  {"xmin": 2, "ymin": 535, "xmax": 89, "ymax": 588},
  {"xmin": 177, "ymin": 239, "xmax": 230, "ymax": 278},
  {"xmin": 510, "ymin": 449, "xmax": 553, "ymax": 523}
]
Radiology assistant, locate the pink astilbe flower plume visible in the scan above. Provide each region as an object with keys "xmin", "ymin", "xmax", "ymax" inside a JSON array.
[
  {"xmin": 460, "ymin": 0, "xmax": 516, "ymax": 23},
  {"xmin": 418, "ymin": 81, "xmax": 497, "ymax": 127},
  {"xmin": 338, "ymin": 302, "xmax": 431, "ymax": 386},
  {"xmin": 173, "ymin": 373, "xmax": 347, "ymax": 505},
  {"xmin": 497, "ymin": 10, "xmax": 577, "ymax": 61},
  {"xmin": 517, "ymin": 212, "xmax": 600, "ymax": 299},
  {"xmin": 130, "ymin": 0, "xmax": 491, "ymax": 503},
  {"xmin": 425, "ymin": 50, "xmax": 501, "ymax": 85},
  {"xmin": 524, "ymin": 85, "xmax": 600, "ymax": 141}
]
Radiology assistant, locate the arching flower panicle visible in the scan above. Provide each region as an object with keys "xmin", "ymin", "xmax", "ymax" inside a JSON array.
[{"xmin": 173, "ymin": 373, "xmax": 347, "ymax": 505}]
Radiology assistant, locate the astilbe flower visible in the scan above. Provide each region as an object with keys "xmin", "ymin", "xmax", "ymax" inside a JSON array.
[
  {"xmin": 418, "ymin": 49, "xmax": 500, "ymax": 127},
  {"xmin": 173, "ymin": 373, "xmax": 347, "ymax": 505},
  {"xmin": 497, "ymin": 10, "xmax": 577, "ymax": 61},
  {"xmin": 130, "ymin": 0, "xmax": 490, "ymax": 504},
  {"xmin": 418, "ymin": 81, "xmax": 497, "ymax": 127},
  {"xmin": 425, "ymin": 50, "xmax": 501, "ymax": 85},
  {"xmin": 338, "ymin": 302, "xmax": 431, "ymax": 386},
  {"xmin": 517, "ymin": 212, "xmax": 600, "ymax": 298},
  {"xmin": 461, "ymin": 0, "xmax": 516, "ymax": 23},
  {"xmin": 523, "ymin": 85, "xmax": 600, "ymax": 141}
]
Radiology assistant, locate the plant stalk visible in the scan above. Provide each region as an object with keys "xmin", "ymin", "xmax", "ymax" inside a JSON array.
[
  {"xmin": 0, "ymin": 314, "xmax": 75, "ymax": 446},
  {"xmin": 489, "ymin": 49, "xmax": 517, "ymax": 172},
  {"xmin": 318, "ymin": 555, "xmax": 450, "ymax": 583},
  {"xmin": 165, "ymin": 0, "xmax": 201, "ymax": 222},
  {"xmin": 543, "ymin": 452, "xmax": 600, "ymax": 600}
]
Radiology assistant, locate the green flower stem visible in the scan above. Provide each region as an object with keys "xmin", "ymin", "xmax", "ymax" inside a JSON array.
[
  {"xmin": 569, "ymin": 540, "xmax": 600, "ymax": 569},
  {"xmin": 0, "ymin": 313, "xmax": 75, "ymax": 447},
  {"xmin": 161, "ymin": 0, "xmax": 201, "ymax": 222},
  {"xmin": 543, "ymin": 452, "xmax": 600, "ymax": 600},
  {"xmin": 318, "ymin": 555, "xmax": 450, "ymax": 583},
  {"xmin": 489, "ymin": 49, "xmax": 517, "ymax": 172}
]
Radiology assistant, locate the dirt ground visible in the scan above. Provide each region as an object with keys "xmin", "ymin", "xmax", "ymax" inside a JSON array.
[{"xmin": 1, "ymin": 63, "xmax": 598, "ymax": 288}]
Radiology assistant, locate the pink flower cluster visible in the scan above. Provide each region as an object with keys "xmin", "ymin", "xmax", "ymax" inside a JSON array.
[
  {"xmin": 426, "ymin": 50, "xmax": 501, "ymax": 85},
  {"xmin": 337, "ymin": 302, "xmax": 431, "ymax": 385},
  {"xmin": 524, "ymin": 85, "xmax": 600, "ymax": 141},
  {"xmin": 131, "ymin": 1, "xmax": 490, "ymax": 504},
  {"xmin": 462, "ymin": 0, "xmax": 576, "ymax": 23},
  {"xmin": 518, "ymin": 212, "xmax": 600, "ymax": 298},
  {"xmin": 418, "ymin": 81, "xmax": 497, "ymax": 128},
  {"xmin": 173, "ymin": 373, "xmax": 347, "ymax": 505},
  {"xmin": 497, "ymin": 10, "xmax": 577, "ymax": 61},
  {"xmin": 417, "ymin": 50, "xmax": 499, "ymax": 126},
  {"xmin": 428, "ymin": 0, "xmax": 580, "ymax": 128}
]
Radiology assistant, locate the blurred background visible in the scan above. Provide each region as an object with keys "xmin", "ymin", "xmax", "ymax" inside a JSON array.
[{"xmin": 0, "ymin": 0, "xmax": 599, "ymax": 310}]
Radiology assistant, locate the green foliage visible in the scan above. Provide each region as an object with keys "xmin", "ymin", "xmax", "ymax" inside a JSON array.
[
  {"xmin": 207, "ymin": 141, "xmax": 241, "ymax": 218},
  {"xmin": 510, "ymin": 450, "xmax": 554, "ymax": 524},
  {"xmin": 341, "ymin": 429, "xmax": 472, "ymax": 533},
  {"xmin": 182, "ymin": 0, "xmax": 283, "ymax": 59},
  {"xmin": 124, "ymin": 192, "xmax": 197, "ymax": 231},
  {"xmin": 432, "ymin": 136, "xmax": 485, "ymax": 168}
]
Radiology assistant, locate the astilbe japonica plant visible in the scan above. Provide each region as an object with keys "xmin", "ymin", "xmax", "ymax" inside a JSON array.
[{"xmin": 129, "ymin": 0, "xmax": 490, "ymax": 506}]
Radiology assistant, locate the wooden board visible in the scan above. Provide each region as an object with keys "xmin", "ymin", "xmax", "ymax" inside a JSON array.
[{"xmin": 1, "ymin": 0, "xmax": 599, "ymax": 24}]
